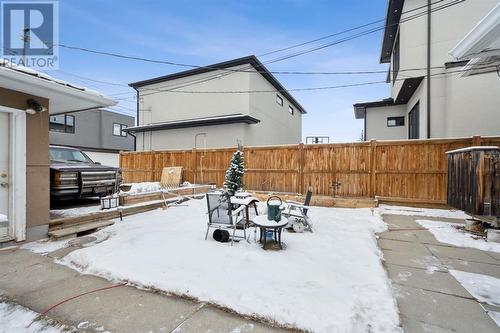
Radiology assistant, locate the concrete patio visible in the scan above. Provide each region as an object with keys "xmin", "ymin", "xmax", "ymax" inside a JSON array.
[
  {"xmin": 0, "ymin": 245, "xmax": 288, "ymax": 333},
  {"xmin": 379, "ymin": 214, "xmax": 500, "ymax": 333}
]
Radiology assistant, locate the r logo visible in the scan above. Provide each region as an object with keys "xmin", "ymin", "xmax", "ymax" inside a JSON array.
[{"xmin": 1, "ymin": 1, "xmax": 59, "ymax": 69}]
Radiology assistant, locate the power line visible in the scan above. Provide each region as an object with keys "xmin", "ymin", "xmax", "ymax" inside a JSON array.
[
  {"xmin": 135, "ymin": 64, "xmax": 500, "ymax": 94},
  {"xmin": 51, "ymin": 0, "xmax": 459, "ymax": 77},
  {"xmin": 138, "ymin": 0, "xmax": 464, "ymax": 96},
  {"xmin": 45, "ymin": 0, "xmax": 465, "ymax": 98}
]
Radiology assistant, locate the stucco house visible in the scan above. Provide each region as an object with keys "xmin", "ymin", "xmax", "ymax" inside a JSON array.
[
  {"xmin": 0, "ymin": 61, "xmax": 115, "ymax": 245},
  {"xmin": 49, "ymin": 109, "xmax": 135, "ymax": 167},
  {"xmin": 127, "ymin": 55, "xmax": 306, "ymax": 150},
  {"xmin": 353, "ymin": 0, "xmax": 500, "ymax": 141}
]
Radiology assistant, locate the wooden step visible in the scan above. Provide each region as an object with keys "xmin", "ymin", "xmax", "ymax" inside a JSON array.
[{"xmin": 48, "ymin": 220, "xmax": 114, "ymax": 239}]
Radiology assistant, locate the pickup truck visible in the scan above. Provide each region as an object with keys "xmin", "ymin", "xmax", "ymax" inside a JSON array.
[{"xmin": 50, "ymin": 145, "xmax": 120, "ymax": 200}]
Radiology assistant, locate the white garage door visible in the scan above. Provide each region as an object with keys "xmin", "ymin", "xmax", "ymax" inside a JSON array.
[{"xmin": 0, "ymin": 112, "xmax": 9, "ymax": 238}]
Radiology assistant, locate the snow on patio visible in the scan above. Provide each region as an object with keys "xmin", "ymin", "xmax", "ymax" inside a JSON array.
[
  {"xmin": 0, "ymin": 300, "xmax": 75, "ymax": 333},
  {"xmin": 379, "ymin": 204, "xmax": 470, "ymax": 219},
  {"xmin": 449, "ymin": 270, "xmax": 500, "ymax": 327},
  {"xmin": 416, "ymin": 220, "xmax": 500, "ymax": 253},
  {"xmin": 57, "ymin": 198, "xmax": 401, "ymax": 333}
]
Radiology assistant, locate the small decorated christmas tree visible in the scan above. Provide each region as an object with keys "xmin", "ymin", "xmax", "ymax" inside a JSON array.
[{"xmin": 223, "ymin": 150, "xmax": 245, "ymax": 198}]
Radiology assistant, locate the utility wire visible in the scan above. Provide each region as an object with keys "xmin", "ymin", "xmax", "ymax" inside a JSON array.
[
  {"xmin": 44, "ymin": 0, "xmax": 465, "ymax": 97},
  {"xmin": 51, "ymin": 0, "xmax": 458, "ymax": 77},
  {"xmin": 138, "ymin": 0, "xmax": 465, "ymax": 96}
]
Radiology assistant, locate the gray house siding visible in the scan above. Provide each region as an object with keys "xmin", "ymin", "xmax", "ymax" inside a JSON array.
[{"xmin": 49, "ymin": 109, "xmax": 135, "ymax": 152}]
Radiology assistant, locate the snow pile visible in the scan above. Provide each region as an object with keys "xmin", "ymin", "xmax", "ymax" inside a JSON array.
[
  {"xmin": 416, "ymin": 220, "xmax": 500, "ymax": 253},
  {"xmin": 378, "ymin": 205, "xmax": 470, "ymax": 219},
  {"xmin": 22, "ymin": 238, "xmax": 73, "ymax": 255},
  {"xmin": 122, "ymin": 182, "xmax": 162, "ymax": 195},
  {"xmin": 50, "ymin": 205, "xmax": 101, "ymax": 218},
  {"xmin": 450, "ymin": 270, "xmax": 500, "ymax": 327},
  {"xmin": 60, "ymin": 199, "xmax": 401, "ymax": 333},
  {"xmin": 0, "ymin": 301, "xmax": 75, "ymax": 333}
]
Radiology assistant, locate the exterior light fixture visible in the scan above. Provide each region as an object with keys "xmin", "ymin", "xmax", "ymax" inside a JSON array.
[{"xmin": 26, "ymin": 99, "xmax": 47, "ymax": 114}]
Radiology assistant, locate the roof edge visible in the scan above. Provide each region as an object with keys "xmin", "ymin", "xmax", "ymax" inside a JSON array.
[{"xmin": 128, "ymin": 55, "xmax": 307, "ymax": 114}]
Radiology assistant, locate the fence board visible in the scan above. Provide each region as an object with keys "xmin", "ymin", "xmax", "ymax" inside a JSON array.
[{"xmin": 120, "ymin": 136, "xmax": 500, "ymax": 204}]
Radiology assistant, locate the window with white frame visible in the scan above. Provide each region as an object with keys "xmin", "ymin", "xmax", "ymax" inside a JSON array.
[
  {"xmin": 288, "ymin": 106, "xmax": 294, "ymax": 115},
  {"xmin": 276, "ymin": 94, "xmax": 283, "ymax": 106}
]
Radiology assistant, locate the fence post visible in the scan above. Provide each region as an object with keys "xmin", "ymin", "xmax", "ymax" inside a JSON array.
[
  {"xmin": 150, "ymin": 152, "xmax": 156, "ymax": 182},
  {"xmin": 472, "ymin": 135, "xmax": 482, "ymax": 146},
  {"xmin": 298, "ymin": 143, "xmax": 304, "ymax": 194},
  {"xmin": 192, "ymin": 148, "xmax": 197, "ymax": 184},
  {"xmin": 369, "ymin": 139, "xmax": 377, "ymax": 198}
]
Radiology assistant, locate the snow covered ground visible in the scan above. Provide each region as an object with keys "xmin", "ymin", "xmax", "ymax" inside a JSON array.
[
  {"xmin": 416, "ymin": 220, "xmax": 500, "ymax": 253},
  {"xmin": 56, "ymin": 198, "xmax": 401, "ymax": 333},
  {"xmin": 0, "ymin": 301, "xmax": 75, "ymax": 333},
  {"xmin": 50, "ymin": 204, "xmax": 101, "ymax": 218},
  {"xmin": 449, "ymin": 270, "xmax": 500, "ymax": 327}
]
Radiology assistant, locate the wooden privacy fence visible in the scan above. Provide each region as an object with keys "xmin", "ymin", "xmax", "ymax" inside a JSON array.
[{"xmin": 120, "ymin": 135, "xmax": 500, "ymax": 204}]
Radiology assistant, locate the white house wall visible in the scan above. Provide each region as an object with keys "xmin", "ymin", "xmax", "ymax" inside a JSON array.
[
  {"xmin": 138, "ymin": 124, "xmax": 246, "ymax": 150},
  {"xmin": 246, "ymin": 69, "xmax": 302, "ymax": 146},
  {"xmin": 365, "ymin": 105, "xmax": 407, "ymax": 140},
  {"xmin": 135, "ymin": 63, "xmax": 303, "ymax": 150},
  {"xmin": 374, "ymin": 0, "xmax": 500, "ymax": 140},
  {"xmin": 444, "ymin": 71, "xmax": 500, "ymax": 137},
  {"xmin": 137, "ymin": 65, "xmax": 251, "ymax": 125}
]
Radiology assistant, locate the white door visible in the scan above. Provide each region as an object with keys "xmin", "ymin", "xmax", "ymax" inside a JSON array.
[{"xmin": 0, "ymin": 112, "xmax": 9, "ymax": 238}]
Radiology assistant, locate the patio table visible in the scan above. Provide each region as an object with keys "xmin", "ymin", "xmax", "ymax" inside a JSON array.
[
  {"xmin": 253, "ymin": 215, "xmax": 288, "ymax": 250},
  {"xmin": 230, "ymin": 196, "xmax": 259, "ymax": 223}
]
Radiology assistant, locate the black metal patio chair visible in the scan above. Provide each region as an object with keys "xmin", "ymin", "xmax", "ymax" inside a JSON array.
[{"xmin": 205, "ymin": 191, "xmax": 247, "ymax": 245}]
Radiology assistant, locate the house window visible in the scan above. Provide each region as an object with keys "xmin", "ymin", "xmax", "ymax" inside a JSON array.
[
  {"xmin": 276, "ymin": 94, "xmax": 283, "ymax": 106},
  {"xmin": 408, "ymin": 102, "xmax": 420, "ymax": 139},
  {"xmin": 113, "ymin": 123, "xmax": 128, "ymax": 137},
  {"xmin": 288, "ymin": 106, "xmax": 294, "ymax": 115},
  {"xmin": 392, "ymin": 33, "xmax": 400, "ymax": 84},
  {"xmin": 387, "ymin": 116, "xmax": 404, "ymax": 127},
  {"xmin": 49, "ymin": 114, "xmax": 75, "ymax": 133}
]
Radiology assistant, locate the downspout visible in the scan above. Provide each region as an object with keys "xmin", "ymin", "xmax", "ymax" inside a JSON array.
[
  {"xmin": 426, "ymin": 0, "xmax": 432, "ymax": 138},
  {"xmin": 364, "ymin": 109, "xmax": 367, "ymax": 141},
  {"xmin": 134, "ymin": 87, "xmax": 139, "ymax": 151}
]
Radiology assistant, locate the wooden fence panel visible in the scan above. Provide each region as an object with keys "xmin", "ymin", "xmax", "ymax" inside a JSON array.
[{"xmin": 120, "ymin": 136, "xmax": 500, "ymax": 204}]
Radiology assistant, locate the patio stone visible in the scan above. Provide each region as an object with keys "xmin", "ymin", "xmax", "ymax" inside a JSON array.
[
  {"xmin": 378, "ymin": 230, "xmax": 420, "ymax": 243},
  {"xmin": 175, "ymin": 304, "xmax": 289, "ymax": 333},
  {"xmin": 378, "ymin": 238, "xmax": 431, "ymax": 254},
  {"xmin": 440, "ymin": 257, "xmax": 500, "ymax": 279},
  {"xmin": 427, "ymin": 244, "xmax": 500, "ymax": 265},
  {"xmin": 394, "ymin": 284, "xmax": 498, "ymax": 333},
  {"xmin": 47, "ymin": 246, "xmax": 78, "ymax": 259},
  {"xmin": 381, "ymin": 213, "xmax": 500, "ymax": 332},
  {"xmin": 382, "ymin": 215, "xmax": 422, "ymax": 229},
  {"xmin": 401, "ymin": 316, "xmax": 456, "ymax": 333},
  {"xmin": 0, "ymin": 249, "xmax": 48, "ymax": 276},
  {"xmin": 385, "ymin": 264, "xmax": 471, "ymax": 298},
  {"xmin": 485, "ymin": 250, "xmax": 500, "ymax": 261},
  {"xmin": 23, "ymin": 274, "xmax": 199, "ymax": 333},
  {"xmin": 0, "ymin": 255, "xmax": 79, "ymax": 297}
]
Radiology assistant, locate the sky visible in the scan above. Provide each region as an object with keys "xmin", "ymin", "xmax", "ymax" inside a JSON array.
[{"xmin": 50, "ymin": 0, "xmax": 392, "ymax": 142}]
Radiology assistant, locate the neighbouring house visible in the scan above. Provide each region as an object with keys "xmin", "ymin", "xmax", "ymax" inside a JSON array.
[
  {"xmin": 449, "ymin": 2, "xmax": 500, "ymax": 75},
  {"xmin": 127, "ymin": 55, "xmax": 306, "ymax": 150},
  {"xmin": 353, "ymin": 0, "xmax": 500, "ymax": 141},
  {"xmin": 49, "ymin": 109, "xmax": 135, "ymax": 167},
  {"xmin": 0, "ymin": 61, "xmax": 115, "ymax": 245}
]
